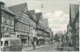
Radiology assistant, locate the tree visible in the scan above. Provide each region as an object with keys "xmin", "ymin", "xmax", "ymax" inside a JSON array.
[{"xmin": 54, "ymin": 34, "xmax": 60, "ymax": 41}]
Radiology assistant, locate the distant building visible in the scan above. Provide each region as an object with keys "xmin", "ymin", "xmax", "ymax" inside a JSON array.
[
  {"xmin": 43, "ymin": 18, "xmax": 51, "ymax": 44},
  {"xmin": 9, "ymin": 3, "xmax": 30, "ymax": 46},
  {"xmin": 43, "ymin": 18, "xmax": 49, "ymax": 27},
  {"xmin": 44, "ymin": 27, "xmax": 50, "ymax": 44},
  {"xmin": 0, "ymin": 2, "xmax": 16, "ymax": 38}
]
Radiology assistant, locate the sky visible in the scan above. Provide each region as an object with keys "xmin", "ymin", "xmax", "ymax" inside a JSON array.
[{"xmin": 1, "ymin": 0, "xmax": 79, "ymax": 34}]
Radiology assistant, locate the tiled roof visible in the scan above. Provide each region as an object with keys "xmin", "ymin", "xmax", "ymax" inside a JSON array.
[
  {"xmin": 1, "ymin": 5, "xmax": 15, "ymax": 16},
  {"xmin": 70, "ymin": 4, "xmax": 79, "ymax": 23},
  {"xmin": 8, "ymin": 3, "xmax": 27, "ymax": 18},
  {"xmin": 29, "ymin": 10, "xmax": 35, "ymax": 16}
]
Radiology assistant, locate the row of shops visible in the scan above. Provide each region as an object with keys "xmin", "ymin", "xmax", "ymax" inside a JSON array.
[{"xmin": 0, "ymin": 1, "xmax": 54, "ymax": 46}]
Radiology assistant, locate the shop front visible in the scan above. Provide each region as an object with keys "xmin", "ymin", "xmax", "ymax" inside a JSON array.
[
  {"xmin": 15, "ymin": 32, "xmax": 29, "ymax": 46},
  {"xmin": 20, "ymin": 35, "xmax": 28, "ymax": 46},
  {"xmin": 44, "ymin": 37, "xmax": 50, "ymax": 44},
  {"xmin": 37, "ymin": 36, "xmax": 44, "ymax": 45},
  {"xmin": 75, "ymin": 30, "xmax": 79, "ymax": 50}
]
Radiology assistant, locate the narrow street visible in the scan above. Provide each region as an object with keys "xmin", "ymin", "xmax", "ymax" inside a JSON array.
[
  {"xmin": 30, "ymin": 42, "xmax": 58, "ymax": 51},
  {"xmin": 0, "ymin": 0, "xmax": 79, "ymax": 51}
]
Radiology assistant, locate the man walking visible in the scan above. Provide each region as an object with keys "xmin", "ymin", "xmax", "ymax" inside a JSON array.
[{"xmin": 31, "ymin": 38, "xmax": 36, "ymax": 50}]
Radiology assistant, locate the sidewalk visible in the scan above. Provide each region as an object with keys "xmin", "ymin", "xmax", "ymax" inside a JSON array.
[
  {"xmin": 63, "ymin": 47, "xmax": 75, "ymax": 51},
  {"xmin": 57, "ymin": 41, "xmax": 76, "ymax": 51},
  {"xmin": 63, "ymin": 43, "xmax": 77, "ymax": 51},
  {"xmin": 22, "ymin": 44, "xmax": 50, "ymax": 51}
]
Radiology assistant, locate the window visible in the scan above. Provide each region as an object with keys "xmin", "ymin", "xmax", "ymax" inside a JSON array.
[
  {"xmin": 6, "ymin": 28, "xmax": 8, "ymax": 31},
  {"xmin": 12, "ymin": 21, "xmax": 14, "ymax": 26},
  {"xmin": 10, "ymin": 20, "xmax": 12, "ymax": 25},
  {"xmin": 1, "ymin": 27, "xmax": 4, "ymax": 32},
  {"xmin": 5, "ymin": 19, "xmax": 10, "ymax": 25},
  {"xmin": 7, "ymin": 19, "xmax": 10, "ymax": 25},
  {"xmin": 4, "ymin": 41, "xmax": 8, "ymax": 46},
  {"xmin": 19, "ymin": 24, "xmax": 21, "ymax": 31},
  {"xmin": 17, "ymin": 35, "xmax": 19, "ymax": 38},
  {"xmin": 2, "ymin": 17, "xmax": 5, "ymax": 23},
  {"xmin": 5, "ymin": 19, "xmax": 7, "ymax": 24}
]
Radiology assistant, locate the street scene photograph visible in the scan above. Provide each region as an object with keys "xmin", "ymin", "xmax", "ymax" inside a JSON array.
[{"xmin": 0, "ymin": 0, "xmax": 79, "ymax": 51}]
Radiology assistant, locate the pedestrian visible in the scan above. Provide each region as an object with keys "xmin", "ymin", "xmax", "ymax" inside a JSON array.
[{"xmin": 31, "ymin": 39, "xmax": 36, "ymax": 50}]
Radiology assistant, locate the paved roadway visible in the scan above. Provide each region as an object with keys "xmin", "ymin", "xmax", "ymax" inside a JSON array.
[{"xmin": 30, "ymin": 42, "xmax": 58, "ymax": 51}]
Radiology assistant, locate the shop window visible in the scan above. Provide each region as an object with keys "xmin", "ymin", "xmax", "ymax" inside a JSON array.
[{"xmin": 4, "ymin": 41, "xmax": 8, "ymax": 46}]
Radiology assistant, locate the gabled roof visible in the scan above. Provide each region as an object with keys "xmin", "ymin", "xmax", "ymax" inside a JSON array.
[
  {"xmin": 8, "ymin": 3, "xmax": 27, "ymax": 18},
  {"xmin": 36, "ymin": 12, "xmax": 42, "ymax": 22},
  {"xmin": 1, "ymin": 5, "xmax": 15, "ymax": 16},
  {"xmin": 70, "ymin": 4, "xmax": 79, "ymax": 24},
  {"xmin": 28, "ymin": 10, "xmax": 36, "ymax": 21},
  {"xmin": 29, "ymin": 10, "xmax": 35, "ymax": 16}
]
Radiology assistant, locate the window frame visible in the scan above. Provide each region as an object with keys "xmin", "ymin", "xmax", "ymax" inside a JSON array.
[{"xmin": 4, "ymin": 41, "xmax": 9, "ymax": 46}]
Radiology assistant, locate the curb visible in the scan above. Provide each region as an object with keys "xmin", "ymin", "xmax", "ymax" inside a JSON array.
[{"xmin": 23, "ymin": 45, "xmax": 50, "ymax": 51}]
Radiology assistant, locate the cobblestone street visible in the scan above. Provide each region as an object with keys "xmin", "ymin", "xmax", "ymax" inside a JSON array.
[
  {"xmin": 22, "ymin": 42, "xmax": 76, "ymax": 51},
  {"xmin": 22, "ymin": 42, "xmax": 58, "ymax": 51}
]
